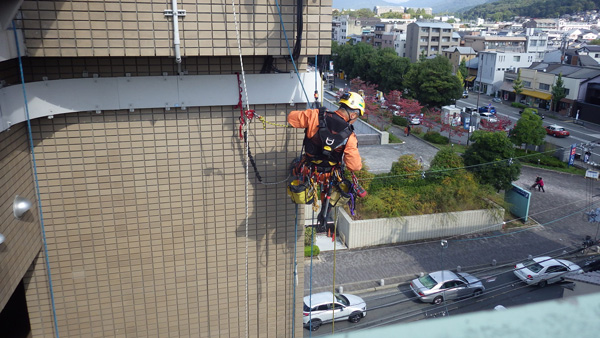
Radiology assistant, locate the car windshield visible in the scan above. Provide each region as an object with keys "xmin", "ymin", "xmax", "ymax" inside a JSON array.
[
  {"xmin": 521, "ymin": 259, "xmax": 544, "ymax": 273},
  {"xmin": 303, "ymin": 303, "xmax": 311, "ymax": 312},
  {"xmin": 418, "ymin": 274, "xmax": 437, "ymax": 289},
  {"xmin": 334, "ymin": 293, "xmax": 350, "ymax": 306}
]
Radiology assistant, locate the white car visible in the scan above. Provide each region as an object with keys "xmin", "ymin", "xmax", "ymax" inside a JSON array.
[
  {"xmin": 479, "ymin": 112, "xmax": 498, "ymax": 123},
  {"xmin": 409, "ymin": 114, "xmax": 421, "ymax": 125},
  {"xmin": 513, "ymin": 256, "xmax": 582, "ymax": 287},
  {"xmin": 303, "ymin": 292, "xmax": 367, "ymax": 331}
]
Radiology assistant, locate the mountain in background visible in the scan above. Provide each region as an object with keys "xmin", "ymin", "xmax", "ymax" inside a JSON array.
[{"xmin": 332, "ymin": 0, "xmax": 493, "ymax": 14}]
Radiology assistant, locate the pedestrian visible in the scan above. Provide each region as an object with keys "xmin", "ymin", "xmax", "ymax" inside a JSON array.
[
  {"xmin": 288, "ymin": 91, "xmax": 366, "ymax": 229},
  {"xmin": 530, "ymin": 176, "xmax": 541, "ymax": 190},
  {"xmin": 537, "ymin": 177, "xmax": 545, "ymax": 192}
]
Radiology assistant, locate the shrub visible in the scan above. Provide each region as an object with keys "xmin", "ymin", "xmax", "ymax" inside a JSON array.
[
  {"xmin": 304, "ymin": 226, "xmax": 316, "ymax": 246},
  {"xmin": 514, "ymin": 149, "xmax": 567, "ymax": 168},
  {"xmin": 411, "ymin": 126, "xmax": 423, "ymax": 135},
  {"xmin": 511, "ymin": 102, "xmax": 528, "ymax": 109},
  {"xmin": 424, "ymin": 131, "xmax": 449, "ymax": 144},
  {"xmin": 304, "ymin": 245, "xmax": 320, "ymax": 257},
  {"xmin": 392, "ymin": 116, "xmax": 408, "ymax": 126}
]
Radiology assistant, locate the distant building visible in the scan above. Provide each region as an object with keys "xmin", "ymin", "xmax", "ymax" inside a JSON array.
[
  {"xmin": 373, "ymin": 6, "xmax": 405, "ymax": 16},
  {"xmin": 405, "ymin": 7, "xmax": 433, "ymax": 15},
  {"xmin": 406, "ymin": 21, "xmax": 459, "ymax": 62},
  {"xmin": 442, "ymin": 47, "xmax": 476, "ymax": 74},
  {"xmin": 463, "ymin": 34, "xmax": 527, "ymax": 53}
]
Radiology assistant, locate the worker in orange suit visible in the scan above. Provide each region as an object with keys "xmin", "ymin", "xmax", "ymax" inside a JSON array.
[{"xmin": 288, "ymin": 91, "xmax": 365, "ymax": 229}]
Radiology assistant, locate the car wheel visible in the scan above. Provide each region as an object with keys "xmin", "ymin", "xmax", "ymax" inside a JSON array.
[
  {"xmin": 472, "ymin": 289, "xmax": 483, "ymax": 298},
  {"xmin": 308, "ymin": 319, "xmax": 321, "ymax": 331},
  {"xmin": 433, "ymin": 296, "xmax": 443, "ymax": 305},
  {"xmin": 539, "ymin": 280, "xmax": 548, "ymax": 288},
  {"xmin": 348, "ymin": 312, "xmax": 362, "ymax": 323}
]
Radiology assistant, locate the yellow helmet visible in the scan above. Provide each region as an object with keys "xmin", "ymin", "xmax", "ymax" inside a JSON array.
[{"xmin": 338, "ymin": 91, "xmax": 365, "ymax": 116}]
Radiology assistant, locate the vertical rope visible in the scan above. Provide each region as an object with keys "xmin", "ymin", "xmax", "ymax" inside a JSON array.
[
  {"xmin": 230, "ymin": 1, "xmax": 250, "ymax": 336},
  {"xmin": 331, "ymin": 206, "xmax": 338, "ymax": 334},
  {"xmin": 12, "ymin": 21, "xmax": 60, "ymax": 338},
  {"xmin": 291, "ymin": 204, "xmax": 299, "ymax": 337}
]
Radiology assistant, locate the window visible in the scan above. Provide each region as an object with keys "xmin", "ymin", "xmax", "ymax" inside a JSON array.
[
  {"xmin": 530, "ymin": 40, "xmax": 537, "ymax": 46},
  {"xmin": 513, "ymin": 56, "xmax": 521, "ymax": 62},
  {"xmin": 523, "ymin": 80, "xmax": 531, "ymax": 88},
  {"xmin": 539, "ymin": 83, "xmax": 550, "ymax": 90},
  {"xmin": 565, "ymin": 88, "xmax": 570, "ymax": 95}
]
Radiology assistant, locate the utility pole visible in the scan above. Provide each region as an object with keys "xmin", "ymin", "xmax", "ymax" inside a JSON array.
[{"xmin": 476, "ymin": 54, "xmax": 482, "ymax": 115}]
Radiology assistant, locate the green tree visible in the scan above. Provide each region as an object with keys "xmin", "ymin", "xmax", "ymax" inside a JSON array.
[
  {"xmin": 380, "ymin": 12, "xmax": 404, "ymax": 19},
  {"xmin": 463, "ymin": 131, "xmax": 521, "ymax": 192},
  {"xmin": 447, "ymin": 18, "xmax": 456, "ymax": 23},
  {"xmin": 509, "ymin": 109, "xmax": 546, "ymax": 152},
  {"xmin": 551, "ymin": 73, "xmax": 567, "ymax": 112},
  {"xmin": 513, "ymin": 69, "xmax": 524, "ymax": 102},
  {"xmin": 458, "ymin": 59, "xmax": 468, "ymax": 80},
  {"xmin": 590, "ymin": 39, "xmax": 600, "ymax": 45},
  {"xmin": 405, "ymin": 56, "xmax": 463, "ymax": 107},
  {"xmin": 428, "ymin": 148, "xmax": 464, "ymax": 180}
]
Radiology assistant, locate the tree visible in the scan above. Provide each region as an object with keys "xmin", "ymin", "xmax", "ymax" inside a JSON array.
[
  {"xmin": 458, "ymin": 59, "xmax": 468, "ymax": 81},
  {"xmin": 509, "ymin": 109, "xmax": 546, "ymax": 153},
  {"xmin": 513, "ymin": 69, "xmax": 524, "ymax": 103},
  {"xmin": 463, "ymin": 131, "xmax": 521, "ymax": 192},
  {"xmin": 551, "ymin": 73, "xmax": 567, "ymax": 112},
  {"xmin": 405, "ymin": 56, "xmax": 463, "ymax": 107},
  {"xmin": 590, "ymin": 39, "xmax": 600, "ymax": 45}
]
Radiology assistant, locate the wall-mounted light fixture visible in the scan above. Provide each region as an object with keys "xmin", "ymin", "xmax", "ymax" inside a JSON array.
[
  {"xmin": 0, "ymin": 233, "xmax": 5, "ymax": 245},
  {"xmin": 13, "ymin": 195, "xmax": 32, "ymax": 219}
]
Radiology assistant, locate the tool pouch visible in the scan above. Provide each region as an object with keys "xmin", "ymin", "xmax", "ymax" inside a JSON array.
[
  {"xmin": 329, "ymin": 179, "xmax": 352, "ymax": 207},
  {"xmin": 287, "ymin": 178, "xmax": 315, "ymax": 204}
]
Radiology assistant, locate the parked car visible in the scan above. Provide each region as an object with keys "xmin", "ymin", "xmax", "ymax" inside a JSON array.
[
  {"xmin": 408, "ymin": 114, "xmax": 421, "ymax": 125},
  {"xmin": 479, "ymin": 112, "xmax": 498, "ymax": 123},
  {"xmin": 545, "ymin": 124, "xmax": 570, "ymax": 137},
  {"xmin": 462, "ymin": 90, "xmax": 469, "ymax": 98},
  {"xmin": 519, "ymin": 109, "xmax": 545, "ymax": 119},
  {"xmin": 478, "ymin": 106, "xmax": 497, "ymax": 114},
  {"xmin": 513, "ymin": 256, "xmax": 582, "ymax": 287},
  {"xmin": 409, "ymin": 270, "xmax": 484, "ymax": 305},
  {"xmin": 303, "ymin": 292, "xmax": 367, "ymax": 331},
  {"xmin": 492, "ymin": 97, "xmax": 502, "ymax": 102}
]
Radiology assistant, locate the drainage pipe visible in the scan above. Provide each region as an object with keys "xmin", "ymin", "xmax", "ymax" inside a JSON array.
[{"xmin": 171, "ymin": 0, "xmax": 182, "ymax": 63}]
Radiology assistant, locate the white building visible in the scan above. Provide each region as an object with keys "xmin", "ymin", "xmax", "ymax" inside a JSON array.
[{"xmin": 477, "ymin": 51, "xmax": 537, "ymax": 96}]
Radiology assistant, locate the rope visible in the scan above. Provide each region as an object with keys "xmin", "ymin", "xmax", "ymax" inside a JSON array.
[
  {"xmin": 330, "ymin": 206, "xmax": 339, "ymax": 334},
  {"xmin": 292, "ymin": 204, "xmax": 299, "ymax": 337},
  {"xmin": 13, "ymin": 20, "xmax": 61, "ymax": 338},
  {"xmin": 229, "ymin": 1, "xmax": 249, "ymax": 337}
]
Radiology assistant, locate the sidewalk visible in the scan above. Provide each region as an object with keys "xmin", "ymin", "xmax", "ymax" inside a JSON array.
[{"xmin": 304, "ymin": 143, "xmax": 598, "ymax": 294}]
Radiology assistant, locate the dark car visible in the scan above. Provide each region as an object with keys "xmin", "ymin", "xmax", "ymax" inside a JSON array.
[
  {"xmin": 519, "ymin": 109, "xmax": 545, "ymax": 119},
  {"xmin": 478, "ymin": 106, "xmax": 496, "ymax": 114}
]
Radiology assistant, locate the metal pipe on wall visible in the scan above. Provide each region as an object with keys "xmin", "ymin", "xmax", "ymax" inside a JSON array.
[{"xmin": 171, "ymin": 0, "xmax": 181, "ymax": 64}]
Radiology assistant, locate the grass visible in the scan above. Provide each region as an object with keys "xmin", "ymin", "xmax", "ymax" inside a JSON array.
[
  {"xmin": 389, "ymin": 133, "xmax": 402, "ymax": 143},
  {"xmin": 524, "ymin": 163, "xmax": 587, "ymax": 176}
]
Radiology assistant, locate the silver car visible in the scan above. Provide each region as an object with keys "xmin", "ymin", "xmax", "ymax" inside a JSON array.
[
  {"xmin": 303, "ymin": 292, "xmax": 367, "ymax": 331},
  {"xmin": 410, "ymin": 270, "xmax": 484, "ymax": 305},
  {"xmin": 513, "ymin": 256, "xmax": 582, "ymax": 287}
]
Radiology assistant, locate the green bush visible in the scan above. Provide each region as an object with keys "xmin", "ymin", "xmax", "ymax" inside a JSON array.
[
  {"xmin": 511, "ymin": 102, "xmax": 528, "ymax": 109},
  {"xmin": 423, "ymin": 131, "xmax": 449, "ymax": 144},
  {"xmin": 304, "ymin": 245, "xmax": 320, "ymax": 257},
  {"xmin": 514, "ymin": 149, "xmax": 567, "ymax": 168},
  {"xmin": 523, "ymin": 107, "xmax": 538, "ymax": 114},
  {"xmin": 392, "ymin": 116, "xmax": 408, "ymax": 126},
  {"xmin": 304, "ymin": 226, "xmax": 316, "ymax": 246}
]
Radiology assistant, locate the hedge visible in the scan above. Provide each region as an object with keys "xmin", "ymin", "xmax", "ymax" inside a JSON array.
[
  {"xmin": 511, "ymin": 102, "xmax": 528, "ymax": 109},
  {"xmin": 423, "ymin": 131, "xmax": 449, "ymax": 144},
  {"xmin": 392, "ymin": 116, "xmax": 408, "ymax": 127},
  {"xmin": 304, "ymin": 245, "xmax": 320, "ymax": 257}
]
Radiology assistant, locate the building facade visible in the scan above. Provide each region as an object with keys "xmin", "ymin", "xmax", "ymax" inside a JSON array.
[
  {"xmin": 0, "ymin": 0, "xmax": 331, "ymax": 337},
  {"xmin": 406, "ymin": 21, "xmax": 458, "ymax": 63}
]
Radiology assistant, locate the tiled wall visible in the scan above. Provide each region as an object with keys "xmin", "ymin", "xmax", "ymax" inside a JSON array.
[
  {"xmin": 19, "ymin": 0, "xmax": 332, "ymax": 58},
  {"xmin": 0, "ymin": 124, "xmax": 43, "ymax": 312},
  {"xmin": 0, "ymin": 55, "xmax": 306, "ymax": 85},
  {"xmin": 23, "ymin": 102, "xmax": 305, "ymax": 336}
]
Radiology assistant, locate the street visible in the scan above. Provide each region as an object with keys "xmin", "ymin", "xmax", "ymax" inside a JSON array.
[{"xmin": 304, "ymin": 256, "xmax": 596, "ymax": 336}]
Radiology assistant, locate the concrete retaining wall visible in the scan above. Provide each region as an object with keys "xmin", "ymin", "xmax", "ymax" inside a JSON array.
[{"xmin": 336, "ymin": 207, "xmax": 504, "ymax": 249}]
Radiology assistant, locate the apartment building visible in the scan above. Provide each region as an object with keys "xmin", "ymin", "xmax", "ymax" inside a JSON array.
[
  {"xmin": 0, "ymin": 1, "xmax": 330, "ymax": 337},
  {"xmin": 406, "ymin": 21, "xmax": 459, "ymax": 63},
  {"xmin": 463, "ymin": 34, "xmax": 527, "ymax": 53},
  {"xmin": 477, "ymin": 51, "xmax": 537, "ymax": 96},
  {"xmin": 442, "ymin": 46, "xmax": 476, "ymax": 75}
]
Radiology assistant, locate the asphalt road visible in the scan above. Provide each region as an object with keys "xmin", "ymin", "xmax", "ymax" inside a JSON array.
[{"xmin": 304, "ymin": 256, "xmax": 598, "ymax": 336}]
